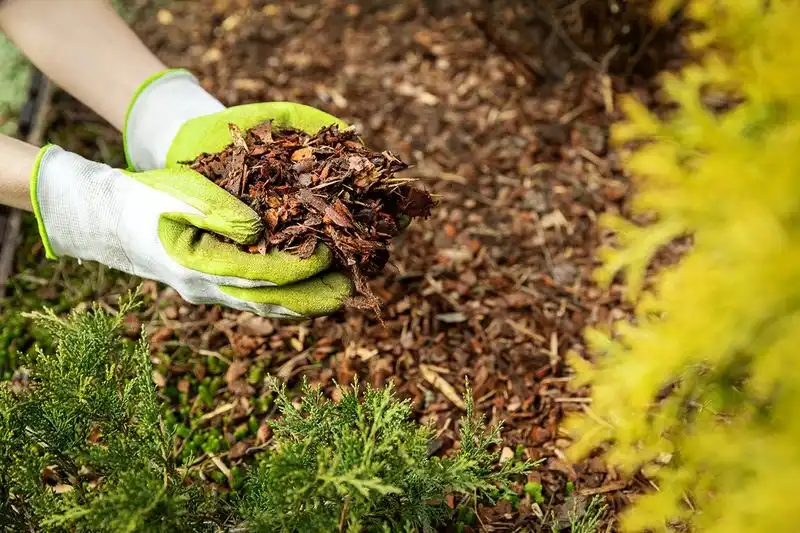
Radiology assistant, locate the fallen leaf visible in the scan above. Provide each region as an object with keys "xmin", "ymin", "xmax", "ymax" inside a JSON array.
[
  {"xmin": 52, "ymin": 484, "xmax": 74, "ymax": 494},
  {"xmin": 264, "ymin": 209, "xmax": 280, "ymax": 230},
  {"xmin": 250, "ymin": 121, "xmax": 273, "ymax": 143},
  {"xmin": 121, "ymin": 313, "xmax": 140, "ymax": 337},
  {"xmin": 221, "ymin": 13, "xmax": 240, "ymax": 31},
  {"xmin": 233, "ymin": 78, "xmax": 265, "ymax": 92},
  {"xmin": 540, "ymin": 209, "xmax": 568, "ymax": 229},
  {"xmin": 194, "ymin": 363, "xmax": 207, "ymax": 381},
  {"xmin": 297, "ymin": 235, "xmax": 318, "ymax": 258},
  {"xmin": 297, "ymin": 188, "xmax": 329, "ymax": 213},
  {"xmin": 202, "ymin": 47, "xmax": 222, "ymax": 63},
  {"xmin": 233, "ymin": 335, "xmax": 260, "ymax": 357}
]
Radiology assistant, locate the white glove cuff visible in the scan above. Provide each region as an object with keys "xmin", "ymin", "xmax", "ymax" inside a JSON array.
[
  {"xmin": 124, "ymin": 69, "xmax": 225, "ymax": 171},
  {"xmin": 33, "ymin": 145, "xmax": 128, "ymax": 264}
]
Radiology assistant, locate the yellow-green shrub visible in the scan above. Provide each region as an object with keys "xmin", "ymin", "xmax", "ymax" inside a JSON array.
[{"xmin": 565, "ymin": 1, "xmax": 800, "ymax": 532}]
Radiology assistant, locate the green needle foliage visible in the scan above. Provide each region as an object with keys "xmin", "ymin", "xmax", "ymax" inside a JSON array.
[
  {"xmin": 0, "ymin": 291, "xmax": 216, "ymax": 532},
  {"xmin": 240, "ymin": 377, "xmax": 531, "ymax": 533},
  {"xmin": 0, "ymin": 291, "xmax": 529, "ymax": 532}
]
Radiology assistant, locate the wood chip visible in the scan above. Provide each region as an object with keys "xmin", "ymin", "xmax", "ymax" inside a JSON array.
[
  {"xmin": 225, "ymin": 360, "xmax": 249, "ymax": 385},
  {"xmin": 419, "ymin": 364, "xmax": 465, "ymax": 409}
]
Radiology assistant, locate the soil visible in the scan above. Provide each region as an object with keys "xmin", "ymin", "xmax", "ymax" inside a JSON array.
[{"xmin": 35, "ymin": 0, "xmax": 689, "ymax": 530}]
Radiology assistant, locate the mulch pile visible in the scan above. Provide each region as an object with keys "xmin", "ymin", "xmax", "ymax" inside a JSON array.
[
  {"xmin": 40, "ymin": 0, "xmax": 689, "ymax": 530},
  {"xmin": 187, "ymin": 121, "xmax": 435, "ymax": 313}
]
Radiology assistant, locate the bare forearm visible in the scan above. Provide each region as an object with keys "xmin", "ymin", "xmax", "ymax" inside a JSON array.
[
  {"xmin": 0, "ymin": 134, "xmax": 38, "ymax": 211},
  {"xmin": 0, "ymin": 0, "xmax": 166, "ymax": 131}
]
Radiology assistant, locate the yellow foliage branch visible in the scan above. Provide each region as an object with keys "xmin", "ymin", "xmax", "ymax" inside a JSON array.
[{"xmin": 566, "ymin": 1, "xmax": 800, "ymax": 531}]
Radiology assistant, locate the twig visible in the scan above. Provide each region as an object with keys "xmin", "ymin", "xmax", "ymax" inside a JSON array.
[
  {"xmin": 338, "ymin": 495, "xmax": 351, "ymax": 532},
  {"xmin": 469, "ymin": 5, "xmax": 543, "ymax": 85},
  {"xmin": 209, "ymin": 452, "xmax": 232, "ymax": 483},
  {"xmin": 624, "ymin": 14, "xmax": 671, "ymax": 78},
  {"xmin": 505, "ymin": 319, "xmax": 546, "ymax": 343},
  {"xmin": 423, "ymin": 274, "xmax": 465, "ymax": 312},
  {"xmin": 198, "ymin": 402, "xmax": 236, "ymax": 422},
  {"xmin": 579, "ymin": 481, "xmax": 628, "ymax": 496},
  {"xmin": 530, "ymin": 1, "xmax": 603, "ymax": 72},
  {"xmin": 554, "ymin": 397, "xmax": 592, "ymax": 403}
]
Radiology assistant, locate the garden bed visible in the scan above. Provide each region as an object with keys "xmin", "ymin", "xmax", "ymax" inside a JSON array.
[{"xmin": 3, "ymin": 0, "xmax": 688, "ymax": 530}]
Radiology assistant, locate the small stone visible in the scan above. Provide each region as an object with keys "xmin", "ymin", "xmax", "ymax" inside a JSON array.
[{"xmin": 157, "ymin": 9, "xmax": 174, "ymax": 25}]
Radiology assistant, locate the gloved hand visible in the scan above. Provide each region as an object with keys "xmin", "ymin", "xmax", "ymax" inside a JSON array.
[{"xmin": 30, "ymin": 69, "xmax": 354, "ymax": 318}]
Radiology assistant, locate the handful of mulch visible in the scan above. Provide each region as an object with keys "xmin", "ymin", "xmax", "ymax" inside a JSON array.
[{"xmin": 186, "ymin": 121, "xmax": 435, "ymax": 315}]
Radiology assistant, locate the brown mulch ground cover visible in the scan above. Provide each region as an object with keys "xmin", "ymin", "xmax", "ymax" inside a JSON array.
[{"xmin": 37, "ymin": 0, "xmax": 688, "ymax": 530}]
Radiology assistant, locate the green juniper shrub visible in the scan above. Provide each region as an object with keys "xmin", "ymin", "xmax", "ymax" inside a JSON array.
[
  {"xmin": 0, "ymin": 291, "xmax": 217, "ymax": 532},
  {"xmin": 239, "ymin": 377, "xmax": 533, "ymax": 533},
  {"xmin": 0, "ymin": 291, "xmax": 531, "ymax": 532}
]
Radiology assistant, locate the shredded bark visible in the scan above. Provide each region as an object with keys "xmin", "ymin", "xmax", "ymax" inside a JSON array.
[{"xmin": 186, "ymin": 122, "xmax": 436, "ymax": 314}]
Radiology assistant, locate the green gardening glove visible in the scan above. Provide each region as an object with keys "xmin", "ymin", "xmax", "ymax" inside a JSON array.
[
  {"xmin": 110, "ymin": 69, "xmax": 358, "ymax": 317},
  {"xmin": 31, "ymin": 144, "xmax": 351, "ymax": 319}
]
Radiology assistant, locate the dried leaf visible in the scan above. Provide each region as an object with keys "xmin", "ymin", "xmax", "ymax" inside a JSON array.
[
  {"xmin": 296, "ymin": 173, "xmax": 314, "ymax": 186},
  {"xmin": 269, "ymin": 224, "xmax": 311, "ymax": 245},
  {"xmin": 499, "ymin": 447, "xmax": 514, "ymax": 464}
]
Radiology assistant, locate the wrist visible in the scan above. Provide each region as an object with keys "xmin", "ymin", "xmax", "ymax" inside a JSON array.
[{"xmin": 123, "ymin": 69, "xmax": 225, "ymax": 171}]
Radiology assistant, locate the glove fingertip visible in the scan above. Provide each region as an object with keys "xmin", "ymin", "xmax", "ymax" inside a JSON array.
[
  {"xmin": 213, "ymin": 210, "xmax": 263, "ymax": 245},
  {"xmin": 219, "ymin": 271, "xmax": 351, "ymax": 318}
]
